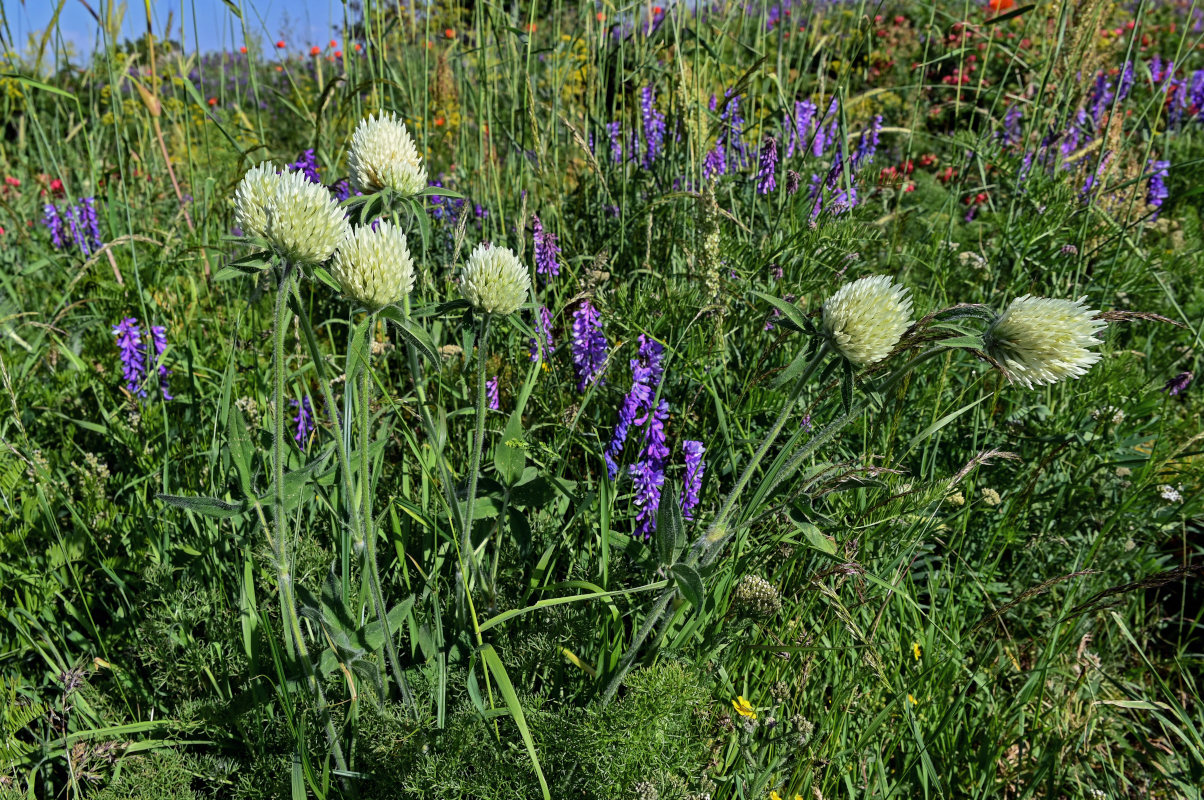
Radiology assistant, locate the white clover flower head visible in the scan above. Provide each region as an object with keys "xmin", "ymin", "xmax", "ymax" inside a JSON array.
[
  {"xmin": 233, "ymin": 162, "xmax": 282, "ymax": 239},
  {"xmin": 460, "ymin": 243, "xmax": 530, "ymax": 315},
  {"xmin": 347, "ymin": 112, "xmax": 428, "ymax": 195},
  {"xmin": 263, "ymin": 169, "xmax": 350, "ymax": 267},
  {"xmin": 821, "ymin": 274, "xmax": 914, "ymax": 366},
  {"xmin": 985, "ymin": 295, "xmax": 1106, "ymax": 389},
  {"xmin": 331, "ymin": 221, "xmax": 415, "ymax": 311}
]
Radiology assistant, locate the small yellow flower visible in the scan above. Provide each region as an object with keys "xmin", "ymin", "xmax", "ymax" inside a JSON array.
[
  {"xmin": 770, "ymin": 793, "xmax": 782, "ymax": 800},
  {"xmin": 912, "ymin": 642, "xmax": 922, "ymax": 660},
  {"xmin": 907, "ymin": 693, "xmax": 918, "ymax": 706},
  {"xmin": 733, "ymin": 695, "xmax": 756, "ymax": 719}
]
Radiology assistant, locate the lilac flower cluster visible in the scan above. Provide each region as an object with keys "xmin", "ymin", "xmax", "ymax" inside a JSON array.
[
  {"xmin": 606, "ymin": 334, "xmax": 664, "ymax": 480},
  {"xmin": 112, "ymin": 317, "xmax": 172, "ymax": 400},
  {"xmin": 851, "ymin": 115, "xmax": 882, "ymax": 170},
  {"xmin": 629, "ymin": 399, "xmax": 670, "ymax": 539},
  {"xmin": 529, "ymin": 305, "xmax": 556, "ymax": 361},
  {"xmin": 785, "ymin": 99, "xmax": 817, "ymax": 160},
  {"xmin": 291, "ymin": 396, "xmax": 313, "ymax": 445},
  {"xmin": 533, "ymin": 215, "xmax": 562, "ymax": 278},
  {"xmin": 1163, "ymin": 371, "xmax": 1193, "ymax": 396},
  {"xmin": 756, "ymin": 136, "xmax": 778, "ymax": 195},
  {"xmin": 1147, "ymin": 160, "xmax": 1170, "ymax": 212},
  {"xmin": 44, "ymin": 198, "xmax": 102, "ymax": 256},
  {"xmin": 680, "ymin": 440, "xmax": 706, "ymax": 520},
  {"xmin": 571, "ymin": 300, "xmax": 609, "ymax": 392},
  {"xmin": 641, "ymin": 86, "xmax": 667, "ymax": 166},
  {"xmin": 285, "ymin": 149, "xmax": 321, "ymax": 183},
  {"xmin": 486, "ymin": 377, "xmax": 500, "ymax": 411}
]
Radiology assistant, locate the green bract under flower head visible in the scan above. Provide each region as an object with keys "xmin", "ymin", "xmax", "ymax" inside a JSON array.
[
  {"xmin": 331, "ymin": 222, "xmax": 415, "ymax": 311},
  {"xmin": 460, "ymin": 243, "xmax": 530, "ymax": 315},
  {"xmin": 263, "ymin": 170, "xmax": 350, "ymax": 267},
  {"xmin": 986, "ymin": 295, "xmax": 1106, "ymax": 388},
  {"xmin": 347, "ymin": 112, "xmax": 427, "ymax": 196},
  {"xmin": 233, "ymin": 162, "xmax": 281, "ymax": 239},
  {"xmin": 822, "ymin": 275, "xmax": 913, "ymax": 366}
]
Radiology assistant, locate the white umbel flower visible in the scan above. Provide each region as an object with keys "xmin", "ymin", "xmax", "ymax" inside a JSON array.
[
  {"xmin": 263, "ymin": 170, "xmax": 350, "ymax": 267},
  {"xmin": 347, "ymin": 112, "xmax": 427, "ymax": 195},
  {"xmin": 331, "ymin": 222, "xmax": 415, "ymax": 311},
  {"xmin": 460, "ymin": 243, "xmax": 530, "ymax": 315},
  {"xmin": 822, "ymin": 275, "xmax": 913, "ymax": 366},
  {"xmin": 233, "ymin": 162, "xmax": 281, "ymax": 239},
  {"xmin": 986, "ymin": 295, "xmax": 1105, "ymax": 388}
]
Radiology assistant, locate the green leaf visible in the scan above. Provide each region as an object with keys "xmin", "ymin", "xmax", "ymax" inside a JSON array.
[
  {"xmin": 493, "ymin": 413, "xmax": 526, "ymax": 487},
  {"xmin": 157, "ymin": 493, "xmax": 247, "ymax": 519},
  {"xmin": 380, "ymin": 306, "xmax": 440, "ymax": 364},
  {"xmin": 841, "ymin": 358, "xmax": 855, "ymax": 413},
  {"xmin": 750, "ymin": 290, "xmax": 811, "ymax": 334},
  {"xmin": 478, "ymin": 645, "xmax": 551, "ymax": 800},
  {"xmin": 796, "ymin": 521, "xmax": 837, "ymax": 555},
  {"xmin": 671, "ymin": 563, "xmax": 705, "ymax": 607},
  {"xmin": 227, "ymin": 404, "xmax": 255, "ymax": 498},
  {"xmin": 655, "ymin": 483, "xmax": 685, "ymax": 565}
]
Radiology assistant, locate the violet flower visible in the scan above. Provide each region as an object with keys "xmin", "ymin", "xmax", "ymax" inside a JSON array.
[
  {"xmin": 486, "ymin": 376, "xmax": 500, "ymax": 411},
  {"xmin": 43, "ymin": 204, "xmax": 65, "ymax": 249},
  {"xmin": 851, "ymin": 115, "xmax": 882, "ymax": 169},
  {"xmin": 112, "ymin": 318, "xmax": 147, "ymax": 397},
  {"xmin": 149, "ymin": 323, "xmax": 172, "ymax": 400},
  {"xmin": 641, "ymin": 86, "xmax": 667, "ymax": 166},
  {"xmin": 605, "ymin": 334, "xmax": 665, "ymax": 479},
  {"xmin": 532, "ymin": 214, "xmax": 561, "ymax": 278},
  {"xmin": 286, "ymin": 149, "xmax": 321, "ymax": 183},
  {"xmin": 756, "ymin": 135, "xmax": 778, "ymax": 194},
  {"xmin": 529, "ymin": 305, "xmax": 556, "ymax": 361},
  {"xmin": 786, "ymin": 99, "xmax": 816, "ymax": 160},
  {"xmin": 571, "ymin": 300, "xmax": 609, "ymax": 392},
  {"xmin": 680, "ymin": 439, "xmax": 706, "ymax": 520},
  {"xmin": 607, "ymin": 121, "xmax": 623, "ymax": 164},
  {"xmin": 291, "ymin": 397, "xmax": 313, "ymax": 445},
  {"xmin": 1163, "ymin": 371, "xmax": 1193, "ymax": 396},
  {"xmin": 1147, "ymin": 159, "xmax": 1170, "ymax": 212}
]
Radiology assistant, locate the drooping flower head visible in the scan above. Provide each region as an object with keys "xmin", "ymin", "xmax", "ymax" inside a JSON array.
[
  {"xmin": 1163, "ymin": 371, "xmax": 1193, "ymax": 396},
  {"xmin": 460, "ymin": 242, "xmax": 530, "ymax": 315},
  {"xmin": 331, "ymin": 221, "xmax": 415, "ymax": 310},
  {"xmin": 532, "ymin": 214, "xmax": 562, "ymax": 278},
  {"xmin": 233, "ymin": 162, "xmax": 282, "ymax": 240},
  {"xmin": 264, "ymin": 169, "xmax": 351, "ymax": 267},
  {"xmin": 822, "ymin": 275, "xmax": 913, "ymax": 366},
  {"xmin": 985, "ymin": 295, "xmax": 1106, "ymax": 388},
  {"xmin": 347, "ymin": 112, "xmax": 427, "ymax": 195}
]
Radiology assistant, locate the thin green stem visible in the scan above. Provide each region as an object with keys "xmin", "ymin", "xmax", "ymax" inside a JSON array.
[
  {"xmin": 272, "ymin": 264, "xmax": 348, "ymax": 772},
  {"xmin": 358, "ymin": 313, "xmax": 416, "ymax": 711},
  {"xmin": 460, "ymin": 314, "xmax": 492, "ymax": 577}
]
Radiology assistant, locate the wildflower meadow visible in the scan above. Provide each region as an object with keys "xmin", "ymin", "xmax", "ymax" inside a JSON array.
[{"xmin": 2, "ymin": 0, "xmax": 1203, "ymax": 797}]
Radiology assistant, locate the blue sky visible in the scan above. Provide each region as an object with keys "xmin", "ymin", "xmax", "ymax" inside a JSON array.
[{"xmin": 6, "ymin": 0, "xmax": 349, "ymax": 58}]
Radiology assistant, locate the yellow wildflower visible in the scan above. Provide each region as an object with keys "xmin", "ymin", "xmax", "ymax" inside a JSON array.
[
  {"xmin": 907, "ymin": 693, "xmax": 917, "ymax": 706},
  {"xmin": 732, "ymin": 695, "xmax": 756, "ymax": 719},
  {"xmin": 912, "ymin": 642, "xmax": 922, "ymax": 660}
]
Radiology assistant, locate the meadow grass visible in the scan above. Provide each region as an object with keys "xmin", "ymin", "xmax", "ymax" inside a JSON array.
[{"xmin": 1, "ymin": 0, "xmax": 1202, "ymax": 798}]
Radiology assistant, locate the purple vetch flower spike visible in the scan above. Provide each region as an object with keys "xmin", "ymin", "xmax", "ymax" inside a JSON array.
[
  {"xmin": 785, "ymin": 170, "xmax": 801, "ymax": 195},
  {"xmin": 286, "ymin": 148, "xmax": 321, "ymax": 183},
  {"xmin": 571, "ymin": 300, "xmax": 609, "ymax": 392},
  {"xmin": 757, "ymin": 135, "xmax": 778, "ymax": 195},
  {"xmin": 629, "ymin": 459, "xmax": 665, "ymax": 541},
  {"xmin": 43, "ymin": 204, "xmax": 65, "ymax": 250},
  {"xmin": 80, "ymin": 198, "xmax": 102, "ymax": 251},
  {"xmin": 529, "ymin": 305, "xmax": 556, "ymax": 361},
  {"xmin": 680, "ymin": 439, "xmax": 705, "ymax": 520},
  {"xmin": 641, "ymin": 86, "xmax": 667, "ymax": 166},
  {"xmin": 1117, "ymin": 60, "xmax": 1135, "ymax": 103},
  {"xmin": 607, "ymin": 121, "xmax": 623, "ymax": 164},
  {"xmin": 1147, "ymin": 159, "xmax": 1170, "ymax": 213},
  {"xmin": 64, "ymin": 204, "xmax": 90, "ymax": 256},
  {"xmin": 291, "ymin": 396, "xmax": 314, "ymax": 445},
  {"xmin": 605, "ymin": 334, "xmax": 665, "ymax": 479},
  {"xmin": 112, "ymin": 318, "xmax": 147, "ymax": 397},
  {"xmin": 852, "ymin": 115, "xmax": 882, "ymax": 169},
  {"xmin": 787, "ymin": 99, "xmax": 816, "ymax": 160},
  {"xmin": 1168, "ymin": 79, "xmax": 1188, "ymax": 128},
  {"xmin": 1089, "ymin": 71, "xmax": 1113, "ymax": 126},
  {"xmin": 532, "ymin": 214, "xmax": 561, "ymax": 278},
  {"xmin": 329, "ymin": 179, "xmax": 354, "ymax": 202},
  {"xmin": 703, "ymin": 144, "xmax": 726, "ymax": 180},
  {"xmin": 1001, "ymin": 105, "xmax": 1023, "ymax": 148},
  {"xmin": 1163, "ymin": 371, "xmax": 1193, "ymax": 396},
  {"xmin": 149, "ymin": 323, "xmax": 172, "ymax": 400},
  {"xmin": 486, "ymin": 377, "xmax": 500, "ymax": 411}
]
